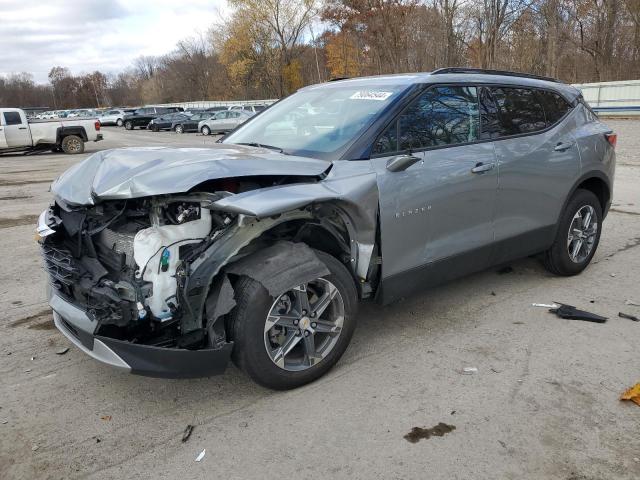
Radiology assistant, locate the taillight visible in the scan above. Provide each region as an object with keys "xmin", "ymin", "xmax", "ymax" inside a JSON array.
[
  {"xmin": 605, "ymin": 133, "xmax": 617, "ymax": 148},
  {"xmin": 95, "ymin": 121, "xmax": 101, "ymax": 131}
]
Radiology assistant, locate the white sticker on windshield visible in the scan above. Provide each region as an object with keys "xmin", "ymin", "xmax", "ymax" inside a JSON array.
[{"xmin": 350, "ymin": 91, "xmax": 393, "ymax": 101}]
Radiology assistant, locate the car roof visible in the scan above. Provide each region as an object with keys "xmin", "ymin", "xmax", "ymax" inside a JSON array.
[{"xmin": 301, "ymin": 70, "xmax": 581, "ymax": 102}]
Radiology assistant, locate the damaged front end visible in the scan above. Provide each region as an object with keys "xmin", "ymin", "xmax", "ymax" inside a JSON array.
[
  {"xmin": 39, "ymin": 193, "xmax": 237, "ymax": 377},
  {"xmin": 38, "ymin": 146, "xmax": 380, "ymax": 378}
]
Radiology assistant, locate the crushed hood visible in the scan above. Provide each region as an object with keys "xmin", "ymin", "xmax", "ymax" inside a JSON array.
[{"xmin": 51, "ymin": 146, "xmax": 331, "ymax": 206}]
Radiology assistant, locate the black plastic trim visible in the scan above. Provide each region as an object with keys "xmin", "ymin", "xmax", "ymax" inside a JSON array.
[{"xmin": 97, "ymin": 336, "xmax": 233, "ymax": 379}]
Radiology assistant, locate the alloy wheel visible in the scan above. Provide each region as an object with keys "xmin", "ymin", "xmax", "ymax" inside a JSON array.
[
  {"xmin": 264, "ymin": 278, "xmax": 345, "ymax": 372},
  {"xmin": 567, "ymin": 205, "xmax": 598, "ymax": 263}
]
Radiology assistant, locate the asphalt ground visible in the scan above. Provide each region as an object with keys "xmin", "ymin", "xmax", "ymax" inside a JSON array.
[{"xmin": 1, "ymin": 122, "xmax": 639, "ymax": 479}]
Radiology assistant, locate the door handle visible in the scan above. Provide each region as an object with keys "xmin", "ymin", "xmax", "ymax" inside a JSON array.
[
  {"xmin": 471, "ymin": 162, "xmax": 495, "ymax": 174},
  {"xmin": 18, "ymin": 127, "xmax": 27, "ymax": 130},
  {"xmin": 554, "ymin": 141, "xmax": 574, "ymax": 152}
]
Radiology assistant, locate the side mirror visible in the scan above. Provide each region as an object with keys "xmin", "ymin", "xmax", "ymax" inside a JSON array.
[{"xmin": 386, "ymin": 154, "xmax": 421, "ymax": 172}]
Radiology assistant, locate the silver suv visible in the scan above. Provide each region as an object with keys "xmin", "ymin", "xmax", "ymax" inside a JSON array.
[{"xmin": 38, "ymin": 68, "xmax": 616, "ymax": 389}]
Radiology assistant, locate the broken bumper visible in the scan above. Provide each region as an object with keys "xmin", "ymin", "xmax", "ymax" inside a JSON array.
[{"xmin": 49, "ymin": 291, "xmax": 233, "ymax": 379}]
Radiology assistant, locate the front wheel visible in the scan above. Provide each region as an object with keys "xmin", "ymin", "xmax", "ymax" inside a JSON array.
[
  {"xmin": 124, "ymin": 121, "xmax": 133, "ymax": 130},
  {"xmin": 201, "ymin": 125, "xmax": 211, "ymax": 136},
  {"xmin": 60, "ymin": 135, "xmax": 84, "ymax": 154},
  {"xmin": 542, "ymin": 189, "xmax": 602, "ymax": 276},
  {"xmin": 174, "ymin": 124, "xmax": 184, "ymax": 134},
  {"xmin": 116, "ymin": 118, "xmax": 124, "ymax": 127},
  {"xmin": 230, "ymin": 250, "xmax": 358, "ymax": 390}
]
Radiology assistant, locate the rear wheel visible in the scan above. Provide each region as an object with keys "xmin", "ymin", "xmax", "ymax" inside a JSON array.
[
  {"xmin": 124, "ymin": 121, "xmax": 133, "ymax": 130},
  {"xmin": 116, "ymin": 118, "xmax": 124, "ymax": 127},
  {"xmin": 60, "ymin": 135, "xmax": 84, "ymax": 154},
  {"xmin": 230, "ymin": 250, "xmax": 358, "ymax": 390},
  {"xmin": 201, "ymin": 125, "xmax": 211, "ymax": 136},
  {"xmin": 542, "ymin": 189, "xmax": 602, "ymax": 275}
]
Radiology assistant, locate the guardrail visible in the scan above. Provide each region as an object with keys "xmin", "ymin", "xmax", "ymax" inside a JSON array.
[{"xmin": 573, "ymin": 80, "xmax": 640, "ymax": 116}]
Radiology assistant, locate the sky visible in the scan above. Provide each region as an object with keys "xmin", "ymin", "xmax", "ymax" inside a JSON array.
[{"xmin": 0, "ymin": 0, "xmax": 230, "ymax": 83}]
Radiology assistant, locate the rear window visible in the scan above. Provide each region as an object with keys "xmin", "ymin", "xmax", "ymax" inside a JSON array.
[
  {"xmin": 3, "ymin": 112, "xmax": 22, "ymax": 125},
  {"xmin": 538, "ymin": 91, "xmax": 572, "ymax": 126},
  {"xmin": 490, "ymin": 87, "xmax": 546, "ymax": 135}
]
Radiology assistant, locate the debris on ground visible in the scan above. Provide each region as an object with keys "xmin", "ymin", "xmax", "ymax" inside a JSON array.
[
  {"xmin": 239, "ymin": 421, "xmax": 248, "ymax": 428},
  {"xmin": 620, "ymin": 383, "xmax": 640, "ymax": 406},
  {"xmin": 532, "ymin": 303, "xmax": 560, "ymax": 308},
  {"xmin": 610, "ymin": 273, "xmax": 617, "ymax": 277},
  {"xmin": 490, "ymin": 291, "xmax": 496, "ymax": 296},
  {"xmin": 462, "ymin": 367, "xmax": 478, "ymax": 374},
  {"xmin": 181, "ymin": 424, "xmax": 194, "ymax": 443},
  {"xmin": 55, "ymin": 347, "xmax": 69, "ymax": 355},
  {"xmin": 31, "ymin": 445, "xmax": 39, "ymax": 451},
  {"xmin": 496, "ymin": 266, "xmax": 514, "ymax": 275},
  {"xmin": 404, "ymin": 423, "xmax": 456, "ymax": 443},
  {"xmin": 619, "ymin": 312, "xmax": 640, "ymax": 322},
  {"xmin": 625, "ymin": 299, "xmax": 640, "ymax": 307},
  {"xmin": 195, "ymin": 449, "xmax": 206, "ymax": 462},
  {"xmin": 100, "ymin": 415, "xmax": 112, "ymax": 421},
  {"xmin": 549, "ymin": 303, "xmax": 607, "ymax": 323}
]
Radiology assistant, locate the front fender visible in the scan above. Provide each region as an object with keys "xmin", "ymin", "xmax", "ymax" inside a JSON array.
[{"xmin": 181, "ymin": 209, "xmax": 315, "ymax": 332}]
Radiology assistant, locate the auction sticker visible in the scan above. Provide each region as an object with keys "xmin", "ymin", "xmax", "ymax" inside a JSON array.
[{"xmin": 350, "ymin": 91, "xmax": 393, "ymax": 101}]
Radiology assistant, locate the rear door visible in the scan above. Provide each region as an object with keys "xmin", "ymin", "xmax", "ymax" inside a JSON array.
[
  {"xmin": 3, "ymin": 110, "xmax": 31, "ymax": 147},
  {"xmin": 489, "ymin": 86, "xmax": 580, "ymax": 262},
  {"xmin": 372, "ymin": 85, "xmax": 498, "ymax": 298}
]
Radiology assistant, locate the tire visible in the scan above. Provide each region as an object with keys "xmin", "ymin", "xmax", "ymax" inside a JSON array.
[
  {"xmin": 116, "ymin": 118, "xmax": 124, "ymax": 127},
  {"xmin": 542, "ymin": 189, "xmax": 602, "ymax": 276},
  {"xmin": 124, "ymin": 121, "xmax": 133, "ymax": 130},
  {"xmin": 60, "ymin": 135, "xmax": 84, "ymax": 154},
  {"xmin": 175, "ymin": 124, "xmax": 184, "ymax": 134},
  {"xmin": 230, "ymin": 250, "xmax": 358, "ymax": 390},
  {"xmin": 201, "ymin": 125, "xmax": 211, "ymax": 136}
]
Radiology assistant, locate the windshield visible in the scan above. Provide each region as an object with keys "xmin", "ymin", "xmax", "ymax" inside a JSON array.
[{"xmin": 223, "ymin": 83, "xmax": 408, "ymax": 159}]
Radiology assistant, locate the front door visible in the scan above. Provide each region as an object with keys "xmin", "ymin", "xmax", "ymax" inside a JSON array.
[
  {"xmin": 3, "ymin": 110, "xmax": 31, "ymax": 147},
  {"xmin": 371, "ymin": 85, "xmax": 498, "ymax": 302}
]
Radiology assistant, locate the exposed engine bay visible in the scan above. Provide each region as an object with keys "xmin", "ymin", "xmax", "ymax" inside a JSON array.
[{"xmin": 42, "ymin": 193, "xmax": 236, "ymax": 349}]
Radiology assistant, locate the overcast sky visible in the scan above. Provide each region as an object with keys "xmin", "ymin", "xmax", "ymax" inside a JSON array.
[{"xmin": 0, "ymin": 0, "xmax": 230, "ymax": 83}]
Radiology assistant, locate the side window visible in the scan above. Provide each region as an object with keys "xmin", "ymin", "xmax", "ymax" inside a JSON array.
[
  {"xmin": 373, "ymin": 86, "xmax": 479, "ymax": 155},
  {"xmin": 490, "ymin": 87, "xmax": 546, "ymax": 134},
  {"xmin": 538, "ymin": 90, "xmax": 572, "ymax": 126},
  {"xmin": 479, "ymin": 87, "xmax": 504, "ymax": 139},
  {"xmin": 3, "ymin": 112, "xmax": 23, "ymax": 125}
]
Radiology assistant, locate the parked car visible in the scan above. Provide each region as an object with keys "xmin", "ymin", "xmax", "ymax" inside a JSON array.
[
  {"xmin": 148, "ymin": 112, "xmax": 191, "ymax": 131},
  {"xmin": 1, "ymin": 108, "xmax": 102, "ymax": 154},
  {"xmin": 171, "ymin": 112, "xmax": 212, "ymax": 133},
  {"xmin": 67, "ymin": 109, "xmax": 96, "ymax": 118},
  {"xmin": 205, "ymin": 106, "xmax": 229, "ymax": 113},
  {"xmin": 122, "ymin": 107, "xmax": 183, "ymax": 130},
  {"xmin": 229, "ymin": 104, "xmax": 267, "ymax": 114},
  {"xmin": 38, "ymin": 69, "xmax": 615, "ymax": 389},
  {"xmin": 98, "ymin": 109, "xmax": 130, "ymax": 127},
  {"xmin": 198, "ymin": 110, "xmax": 252, "ymax": 135}
]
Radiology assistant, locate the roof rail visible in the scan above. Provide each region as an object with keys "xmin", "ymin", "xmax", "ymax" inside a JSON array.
[{"xmin": 431, "ymin": 67, "xmax": 560, "ymax": 83}]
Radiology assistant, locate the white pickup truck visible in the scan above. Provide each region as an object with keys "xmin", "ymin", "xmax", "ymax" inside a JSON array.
[{"xmin": 0, "ymin": 108, "xmax": 103, "ymax": 155}]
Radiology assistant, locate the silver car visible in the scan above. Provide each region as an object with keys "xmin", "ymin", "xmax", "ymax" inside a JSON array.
[
  {"xmin": 38, "ymin": 68, "xmax": 615, "ymax": 389},
  {"xmin": 198, "ymin": 110, "xmax": 253, "ymax": 135}
]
